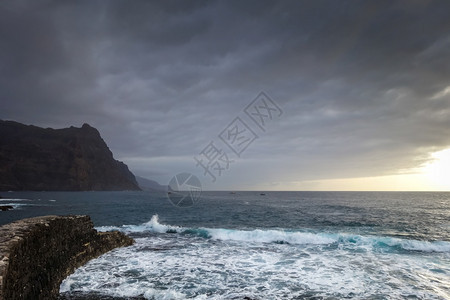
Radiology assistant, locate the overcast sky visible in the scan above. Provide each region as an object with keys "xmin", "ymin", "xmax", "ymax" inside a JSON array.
[{"xmin": 1, "ymin": 0, "xmax": 450, "ymax": 190}]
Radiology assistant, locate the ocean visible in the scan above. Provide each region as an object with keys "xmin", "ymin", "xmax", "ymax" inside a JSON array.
[{"xmin": 1, "ymin": 191, "xmax": 449, "ymax": 299}]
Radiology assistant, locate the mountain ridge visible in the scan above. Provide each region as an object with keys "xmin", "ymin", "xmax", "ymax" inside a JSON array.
[
  {"xmin": 0, "ymin": 120, "xmax": 140, "ymax": 191},
  {"xmin": 135, "ymin": 176, "xmax": 167, "ymax": 192}
]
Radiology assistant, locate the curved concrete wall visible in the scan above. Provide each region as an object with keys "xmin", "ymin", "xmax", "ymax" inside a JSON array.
[{"xmin": 0, "ymin": 215, "xmax": 133, "ymax": 300}]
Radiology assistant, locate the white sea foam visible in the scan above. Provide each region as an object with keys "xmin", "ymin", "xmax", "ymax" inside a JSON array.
[
  {"xmin": 0, "ymin": 198, "xmax": 31, "ymax": 202},
  {"xmin": 97, "ymin": 215, "xmax": 450, "ymax": 252},
  {"xmin": 96, "ymin": 215, "xmax": 183, "ymax": 234},
  {"xmin": 205, "ymin": 228, "xmax": 336, "ymax": 245},
  {"xmin": 397, "ymin": 239, "xmax": 450, "ymax": 252},
  {"xmin": 142, "ymin": 215, "xmax": 182, "ymax": 233},
  {"xmin": 61, "ymin": 228, "xmax": 450, "ymax": 299},
  {"xmin": 0, "ymin": 198, "xmax": 34, "ymax": 210},
  {"xmin": 0, "ymin": 203, "xmax": 34, "ymax": 209}
]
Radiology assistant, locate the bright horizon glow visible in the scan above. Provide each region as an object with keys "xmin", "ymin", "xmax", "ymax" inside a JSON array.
[
  {"xmin": 421, "ymin": 148, "xmax": 450, "ymax": 190},
  {"xmin": 293, "ymin": 148, "xmax": 450, "ymax": 191},
  {"xmin": 240, "ymin": 148, "xmax": 450, "ymax": 191},
  {"xmin": 136, "ymin": 148, "xmax": 450, "ymax": 192}
]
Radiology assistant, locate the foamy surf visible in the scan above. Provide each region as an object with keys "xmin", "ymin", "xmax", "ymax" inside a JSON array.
[
  {"xmin": 0, "ymin": 203, "xmax": 37, "ymax": 209},
  {"xmin": 0, "ymin": 198, "xmax": 31, "ymax": 202},
  {"xmin": 97, "ymin": 215, "xmax": 182, "ymax": 234},
  {"xmin": 64, "ymin": 216, "xmax": 450, "ymax": 299},
  {"xmin": 96, "ymin": 215, "xmax": 450, "ymax": 253}
]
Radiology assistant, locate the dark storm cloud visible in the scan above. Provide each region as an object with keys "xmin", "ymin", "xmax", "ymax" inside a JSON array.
[{"xmin": 1, "ymin": 0, "xmax": 450, "ymax": 188}]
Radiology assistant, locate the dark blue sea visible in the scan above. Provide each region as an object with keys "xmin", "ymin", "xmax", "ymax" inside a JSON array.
[{"xmin": 1, "ymin": 191, "xmax": 449, "ymax": 299}]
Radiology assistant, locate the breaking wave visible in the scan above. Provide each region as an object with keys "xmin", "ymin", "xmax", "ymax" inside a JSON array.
[{"xmin": 96, "ymin": 215, "xmax": 450, "ymax": 253}]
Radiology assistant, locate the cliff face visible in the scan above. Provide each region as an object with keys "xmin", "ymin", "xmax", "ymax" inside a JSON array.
[
  {"xmin": 0, "ymin": 215, "xmax": 134, "ymax": 300},
  {"xmin": 0, "ymin": 120, "xmax": 140, "ymax": 191}
]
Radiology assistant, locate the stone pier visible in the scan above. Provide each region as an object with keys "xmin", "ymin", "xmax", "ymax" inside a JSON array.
[{"xmin": 0, "ymin": 215, "xmax": 133, "ymax": 300}]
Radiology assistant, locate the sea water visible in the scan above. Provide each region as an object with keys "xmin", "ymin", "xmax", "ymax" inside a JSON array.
[{"xmin": 1, "ymin": 191, "xmax": 449, "ymax": 299}]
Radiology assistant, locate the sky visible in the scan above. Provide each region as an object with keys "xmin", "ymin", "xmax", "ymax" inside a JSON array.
[{"xmin": 1, "ymin": 0, "xmax": 450, "ymax": 191}]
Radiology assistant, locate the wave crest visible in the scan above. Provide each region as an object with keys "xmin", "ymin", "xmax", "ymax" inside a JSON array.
[{"xmin": 96, "ymin": 215, "xmax": 450, "ymax": 252}]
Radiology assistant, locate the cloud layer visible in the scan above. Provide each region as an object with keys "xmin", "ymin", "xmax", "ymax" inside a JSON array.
[{"xmin": 1, "ymin": 0, "xmax": 450, "ymax": 189}]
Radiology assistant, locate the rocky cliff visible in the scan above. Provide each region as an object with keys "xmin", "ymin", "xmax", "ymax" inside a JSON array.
[
  {"xmin": 0, "ymin": 120, "xmax": 140, "ymax": 191},
  {"xmin": 0, "ymin": 215, "xmax": 134, "ymax": 300}
]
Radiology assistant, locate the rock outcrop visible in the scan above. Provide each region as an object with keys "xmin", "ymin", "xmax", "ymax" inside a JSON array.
[
  {"xmin": 0, "ymin": 215, "xmax": 134, "ymax": 300},
  {"xmin": 0, "ymin": 120, "xmax": 140, "ymax": 191}
]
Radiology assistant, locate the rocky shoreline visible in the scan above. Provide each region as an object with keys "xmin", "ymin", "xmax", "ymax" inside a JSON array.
[{"xmin": 0, "ymin": 215, "xmax": 134, "ymax": 300}]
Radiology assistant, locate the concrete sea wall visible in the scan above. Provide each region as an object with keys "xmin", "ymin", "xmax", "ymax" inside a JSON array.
[{"xmin": 0, "ymin": 215, "xmax": 133, "ymax": 300}]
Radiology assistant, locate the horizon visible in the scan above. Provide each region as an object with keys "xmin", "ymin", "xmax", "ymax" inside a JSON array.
[{"xmin": 1, "ymin": 1, "xmax": 450, "ymax": 192}]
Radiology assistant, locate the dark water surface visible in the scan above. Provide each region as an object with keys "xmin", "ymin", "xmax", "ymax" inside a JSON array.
[{"xmin": 1, "ymin": 191, "xmax": 449, "ymax": 299}]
